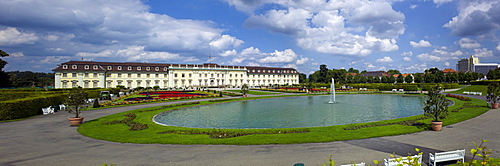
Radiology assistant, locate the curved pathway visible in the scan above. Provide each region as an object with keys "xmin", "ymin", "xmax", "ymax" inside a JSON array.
[{"xmin": 0, "ymin": 93, "xmax": 498, "ymax": 166}]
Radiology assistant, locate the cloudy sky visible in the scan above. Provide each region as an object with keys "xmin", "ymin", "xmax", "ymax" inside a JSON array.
[{"xmin": 0, "ymin": 0, "xmax": 499, "ymax": 74}]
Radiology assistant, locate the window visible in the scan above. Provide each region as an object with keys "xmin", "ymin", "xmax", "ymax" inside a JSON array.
[
  {"xmin": 146, "ymin": 67, "xmax": 150, "ymax": 71},
  {"xmin": 189, "ymin": 74, "xmax": 192, "ymax": 77},
  {"xmin": 137, "ymin": 74, "xmax": 141, "ymax": 78},
  {"xmin": 164, "ymin": 74, "xmax": 168, "ymax": 77},
  {"xmin": 72, "ymin": 73, "xmax": 77, "ymax": 77},
  {"xmin": 94, "ymin": 73, "xmax": 98, "ymax": 77},
  {"xmin": 182, "ymin": 74, "xmax": 185, "ymax": 77},
  {"xmin": 107, "ymin": 66, "xmax": 112, "ymax": 70},
  {"xmin": 118, "ymin": 66, "xmax": 122, "ymax": 70},
  {"xmin": 72, "ymin": 65, "xmax": 77, "ymax": 69},
  {"xmin": 146, "ymin": 74, "xmax": 150, "ymax": 78},
  {"xmin": 137, "ymin": 67, "xmax": 141, "ymax": 70},
  {"xmin": 164, "ymin": 67, "xmax": 167, "ymax": 71},
  {"xmin": 229, "ymin": 74, "xmax": 232, "ymax": 77},
  {"xmin": 62, "ymin": 82, "xmax": 68, "ymax": 88},
  {"xmin": 62, "ymin": 73, "xmax": 67, "ymax": 77},
  {"xmin": 128, "ymin": 74, "xmax": 132, "ymax": 78},
  {"xmin": 174, "ymin": 73, "xmax": 178, "ymax": 77},
  {"xmin": 93, "ymin": 65, "xmax": 98, "ymax": 69},
  {"xmin": 155, "ymin": 67, "xmax": 159, "ymax": 71},
  {"xmin": 118, "ymin": 73, "xmax": 122, "ymax": 78},
  {"xmin": 84, "ymin": 65, "xmax": 89, "ymax": 69},
  {"xmin": 84, "ymin": 73, "xmax": 89, "ymax": 77},
  {"xmin": 128, "ymin": 66, "xmax": 132, "ymax": 70},
  {"xmin": 155, "ymin": 74, "xmax": 159, "ymax": 78},
  {"xmin": 106, "ymin": 73, "xmax": 111, "ymax": 77},
  {"xmin": 62, "ymin": 65, "xmax": 68, "ymax": 69}
]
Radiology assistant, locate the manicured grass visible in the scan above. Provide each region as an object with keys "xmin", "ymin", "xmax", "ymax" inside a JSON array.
[
  {"xmin": 225, "ymin": 90, "xmax": 280, "ymax": 95},
  {"xmin": 78, "ymin": 95, "xmax": 490, "ymax": 145},
  {"xmin": 448, "ymin": 85, "xmax": 487, "ymax": 95}
]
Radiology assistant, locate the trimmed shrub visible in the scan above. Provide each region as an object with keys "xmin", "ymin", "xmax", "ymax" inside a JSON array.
[{"xmin": 0, "ymin": 94, "xmax": 66, "ymax": 120}]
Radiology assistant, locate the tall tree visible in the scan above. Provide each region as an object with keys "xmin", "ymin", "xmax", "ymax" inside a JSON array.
[
  {"xmin": 318, "ymin": 64, "xmax": 328, "ymax": 83},
  {"xmin": 487, "ymin": 68, "xmax": 500, "ymax": 80},
  {"xmin": 347, "ymin": 67, "xmax": 359, "ymax": 74},
  {"xmin": 405, "ymin": 74, "xmax": 414, "ymax": 83},
  {"xmin": 298, "ymin": 73, "xmax": 307, "ymax": 83},
  {"xmin": 387, "ymin": 69, "xmax": 401, "ymax": 75},
  {"xmin": 413, "ymin": 73, "xmax": 423, "ymax": 83},
  {"xmin": 0, "ymin": 50, "xmax": 10, "ymax": 87},
  {"xmin": 396, "ymin": 74, "xmax": 404, "ymax": 83}
]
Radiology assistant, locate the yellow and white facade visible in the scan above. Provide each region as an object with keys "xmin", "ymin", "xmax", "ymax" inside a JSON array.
[{"xmin": 53, "ymin": 61, "xmax": 299, "ymax": 89}]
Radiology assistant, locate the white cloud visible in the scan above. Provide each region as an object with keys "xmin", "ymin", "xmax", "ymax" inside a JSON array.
[
  {"xmin": 220, "ymin": 49, "xmax": 238, "ymax": 57},
  {"xmin": 244, "ymin": 8, "xmax": 311, "ymax": 35},
  {"xmin": 0, "ymin": 27, "xmax": 38, "ymax": 45},
  {"xmin": 375, "ymin": 56, "xmax": 394, "ymax": 63},
  {"xmin": 258, "ymin": 49, "xmax": 298, "ymax": 63},
  {"xmin": 296, "ymin": 57, "xmax": 310, "ymax": 65},
  {"xmin": 496, "ymin": 42, "xmax": 500, "ymax": 51},
  {"xmin": 410, "ymin": 5, "xmax": 418, "ymax": 9},
  {"xmin": 209, "ymin": 35, "xmax": 244, "ymax": 50},
  {"xmin": 444, "ymin": 62, "xmax": 450, "ymax": 66},
  {"xmin": 400, "ymin": 63, "xmax": 428, "ymax": 72},
  {"xmin": 433, "ymin": 0, "xmax": 453, "ymax": 6},
  {"xmin": 443, "ymin": 0, "xmax": 500, "ymax": 36},
  {"xmin": 417, "ymin": 53, "xmax": 442, "ymax": 62},
  {"xmin": 76, "ymin": 45, "xmax": 181, "ymax": 62},
  {"xmin": 183, "ymin": 57, "xmax": 199, "ymax": 62},
  {"xmin": 410, "ymin": 40, "xmax": 432, "ymax": 48},
  {"xmin": 472, "ymin": 48, "xmax": 493, "ymax": 58},
  {"xmin": 10, "ymin": 52, "xmax": 24, "ymax": 57},
  {"xmin": 457, "ymin": 38, "xmax": 481, "ymax": 49},
  {"xmin": 401, "ymin": 51, "xmax": 413, "ymax": 56},
  {"xmin": 403, "ymin": 57, "xmax": 412, "ymax": 61}
]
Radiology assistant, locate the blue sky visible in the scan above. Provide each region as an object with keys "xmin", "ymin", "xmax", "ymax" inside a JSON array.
[{"xmin": 0, "ymin": 0, "xmax": 499, "ymax": 74}]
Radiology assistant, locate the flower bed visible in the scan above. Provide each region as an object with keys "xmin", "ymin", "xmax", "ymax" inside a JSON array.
[
  {"xmin": 100, "ymin": 91, "xmax": 215, "ymax": 107},
  {"xmin": 446, "ymin": 94, "xmax": 472, "ymax": 101}
]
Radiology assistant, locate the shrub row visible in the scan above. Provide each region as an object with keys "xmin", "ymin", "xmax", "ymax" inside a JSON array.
[
  {"xmin": 0, "ymin": 93, "xmax": 66, "ymax": 120},
  {"xmin": 470, "ymin": 80, "xmax": 500, "ymax": 85}
]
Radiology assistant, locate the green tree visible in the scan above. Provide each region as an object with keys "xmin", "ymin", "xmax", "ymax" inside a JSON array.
[
  {"xmin": 0, "ymin": 50, "xmax": 10, "ymax": 87},
  {"xmin": 65, "ymin": 87, "xmax": 89, "ymax": 118},
  {"xmin": 387, "ymin": 69, "xmax": 400, "ymax": 75},
  {"xmin": 318, "ymin": 64, "xmax": 329, "ymax": 83},
  {"xmin": 298, "ymin": 73, "xmax": 307, "ymax": 83},
  {"xmin": 424, "ymin": 73, "xmax": 436, "ymax": 83},
  {"xmin": 347, "ymin": 67, "xmax": 359, "ymax": 74},
  {"xmin": 413, "ymin": 73, "xmax": 423, "ymax": 83},
  {"xmin": 423, "ymin": 86, "xmax": 449, "ymax": 122},
  {"xmin": 405, "ymin": 75, "xmax": 414, "ymax": 83},
  {"xmin": 486, "ymin": 68, "xmax": 500, "ymax": 80},
  {"xmin": 381, "ymin": 76, "xmax": 388, "ymax": 83},
  {"xmin": 396, "ymin": 74, "xmax": 404, "ymax": 83}
]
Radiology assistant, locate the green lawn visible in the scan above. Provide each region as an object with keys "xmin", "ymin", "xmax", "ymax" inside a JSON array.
[
  {"xmin": 225, "ymin": 90, "xmax": 280, "ymax": 95},
  {"xmin": 78, "ymin": 94, "xmax": 491, "ymax": 145},
  {"xmin": 447, "ymin": 85, "xmax": 487, "ymax": 95}
]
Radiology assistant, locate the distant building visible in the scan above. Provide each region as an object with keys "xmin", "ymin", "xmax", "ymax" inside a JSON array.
[
  {"xmin": 442, "ymin": 68, "xmax": 459, "ymax": 74},
  {"xmin": 53, "ymin": 61, "xmax": 299, "ymax": 89},
  {"xmin": 457, "ymin": 55, "xmax": 480, "ymax": 72},
  {"xmin": 361, "ymin": 71, "xmax": 391, "ymax": 77},
  {"xmin": 473, "ymin": 63, "xmax": 500, "ymax": 75}
]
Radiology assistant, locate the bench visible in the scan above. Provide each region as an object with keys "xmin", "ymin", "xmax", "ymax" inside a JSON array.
[
  {"xmin": 384, "ymin": 154, "xmax": 422, "ymax": 166},
  {"xmin": 340, "ymin": 162, "xmax": 365, "ymax": 166},
  {"xmin": 463, "ymin": 91, "xmax": 469, "ymax": 95},
  {"xmin": 429, "ymin": 149, "xmax": 465, "ymax": 166}
]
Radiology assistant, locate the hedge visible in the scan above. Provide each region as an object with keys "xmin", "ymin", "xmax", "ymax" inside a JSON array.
[
  {"xmin": 470, "ymin": 80, "xmax": 500, "ymax": 85},
  {"xmin": 0, "ymin": 93, "xmax": 66, "ymax": 120}
]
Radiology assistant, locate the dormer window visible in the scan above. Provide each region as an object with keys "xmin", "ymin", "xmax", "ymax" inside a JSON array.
[
  {"xmin": 155, "ymin": 67, "xmax": 159, "ymax": 71},
  {"xmin": 62, "ymin": 65, "xmax": 68, "ymax": 69},
  {"xmin": 72, "ymin": 65, "xmax": 77, "ymax": 69},
  {"xmin": 128, "ymin": 66, "xmax": 132, "ymax": 70},
  {"xmin": 164, "ymin": 67, "xmax": 167, "ymax": 71},
  {"xmin": 137, "ymin": 66, "xmax": 141, "ymax": 70},
  {"xmin": 107, "ymin": 66, "xmax": 112, "ymax": 70},
  {"xmin": 84, "ymin": 65, "xmax": 89, "ymax": 69},
  {"xmin": 93, "ymin": 65, "xmax": 98, "ymax": 69},
  {"xmin": 146, "ymin": 67, "xmax": 150, "ymax": 71},
  {"xmin": 118, "ymin": 66, "xmax": 122, "ymax": 70}
]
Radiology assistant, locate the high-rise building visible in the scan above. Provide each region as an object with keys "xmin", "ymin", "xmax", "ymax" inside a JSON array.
[{"xmin": 457, "ymin": 55, "xmax": 480, "ymax": 72}]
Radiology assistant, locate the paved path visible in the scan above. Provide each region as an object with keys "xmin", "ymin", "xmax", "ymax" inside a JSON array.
[{"xmin": 0, "ymin": 92, "xmax": 498, "ymax": 166}]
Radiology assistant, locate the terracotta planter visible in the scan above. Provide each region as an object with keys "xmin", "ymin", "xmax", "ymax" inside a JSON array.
[
  {"xmin": 68, "ymin": 117, "xmax": 84, "ymax": 126},
  {"xmin": 491, "ymin": 103, "xmax": 499, "ymax": 109},
  {"xmin": 431, "ymin": 121, "xmax": 443, "ymax": 131},
  {"xmin": 242, "ymin": 94, "xmax": 247, "ymax": 98}
]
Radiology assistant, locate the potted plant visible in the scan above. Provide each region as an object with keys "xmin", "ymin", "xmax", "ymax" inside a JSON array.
[
  {"xmin": 65, "ymin": 87, "xmax": 89, "ymax": 126},
  {"xmin": 423, "ymin": 86, "xmax": 449, "ymax": 131},
  {"xmin": 486, "ymin": 82, "xmax": 500, "ymax": 109},
  {"xmin": 241, "ymin": 84, "xmax": 249, "ymax": 97}
]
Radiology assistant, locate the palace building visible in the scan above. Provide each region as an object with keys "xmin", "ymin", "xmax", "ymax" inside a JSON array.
[{"xmin": 53, "ymin": 61, "xmax": 300, "ymax": 89}]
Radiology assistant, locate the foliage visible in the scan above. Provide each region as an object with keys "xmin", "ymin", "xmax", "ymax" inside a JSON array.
[
  {"xmin": 241, "ymin": 84, "xmax": 249, "ymax": 95},
  {"xmin": 486, "ymin": 68, "xmax": 500, "ymax": 80},
  {"xmin": 467, "ymin": 140, "xmax": 495, "ymax": 166},
  {"xmin": 446, "ymin": 94, "xmax": 472, "ymax": 101},
  {"xmin": 423, "ymin": 86, "xmax": 449, "ymax": 122},
  {"xmin": 0, "ymin": 93, "xmax": 65, "ymax": 120},
  {"xmin": 486, "ymin": 82, "xmax": 500, "ymax": 104},
  {"xmin": 65, "ymin": 87, "xmax": 89, "ymax": 118}
]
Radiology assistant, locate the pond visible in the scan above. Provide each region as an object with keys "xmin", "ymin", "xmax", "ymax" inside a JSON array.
[{"xmin": 153, "ymin": 95, "xmax": 426, "ymax": 129}]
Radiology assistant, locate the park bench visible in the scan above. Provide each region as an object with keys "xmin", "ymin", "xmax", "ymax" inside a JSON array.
[
  {"xmin": 384, "ymin": 154, "xmax": 422, "ymax": 166},
  {"xmin": 463, "ymin": 91, "xmax": 469, "ymax": 95},
  {"xmin": 429, "ymin": 149, "xmax": 465, "ymax": 166},
  {"xmin": 42, "ymin": 106, "xmax": 54, "ymax": 115}
]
